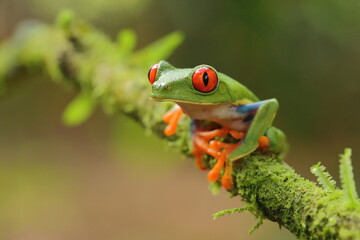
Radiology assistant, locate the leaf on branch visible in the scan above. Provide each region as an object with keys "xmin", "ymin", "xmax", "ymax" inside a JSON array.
[
  {"xmin": 311, "ymin": 162, "xmax": 336, "ymax": 192},
  {"xmin": 117, "ymin": 29, "xmax": 137, "ymax": 56},
  {"xmin": 62, "ymin": 92, "xmax": 96, "ymax": 126},
  {"xmin": 131, "ymin": 31, "xmax": 184, "ymax": 67},
  {"xmin": 339, "ymin": 148, "xmax": 360, "ymax": 208},
  {"xmin": 213, "ymin": 206, "xmax": 251, "ymax": 220},
  {"xmin": 249, "ymin": 218, "xmax": 264, "ymax": 234},
  {"xmin": 56, "ymin": 10, "xmax": 75, "ymax": 33},
  {"xmin": 214, "ymin": 206, "xmax": 264, "ymax": 234}
]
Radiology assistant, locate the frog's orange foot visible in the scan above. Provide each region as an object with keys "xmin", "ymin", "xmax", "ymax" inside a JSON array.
[
  {"xmin": 207, "ymin": 149, "xmax": 235, "ymax": 189},
  {"xmin": 207, "ymin": 141, "xmax": 239, "ymax": 187},
  {"xmin": 192, "ymin": 127, "xmax": 243, "ymax": 189},
  {"xmin": 162, "ymin": 106, "xmax": 183, "ymax": 136},
  {"xmin": 192, "ymin": 128, "xmax": 230, "ymax": 171}
]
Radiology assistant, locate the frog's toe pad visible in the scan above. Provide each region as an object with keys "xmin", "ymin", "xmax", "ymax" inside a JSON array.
[
  {"xmin": 258, "ymin": 136, "xmax": 270, "ymax": 149},
  {"xmin": 221, "ymin": 175, "xmax": 232, "ymax": 190}
]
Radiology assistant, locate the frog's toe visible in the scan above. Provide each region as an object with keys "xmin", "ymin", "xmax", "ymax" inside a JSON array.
[
  {"xmin": 197, "ymin": 127, "xmax": 229, "ymax": 141},
  {"xmin": 207, "ymin": 151, "xmax": 226, "ymax": 181},
  {"xmin": 221, "ymin": 163, "xmax": 233, "ymax": 190},
  {"xmin": 208, "ymin": 169, "xmax": 220, "ymax": 182},
  {"xmin": 193, "ymin": 134, "xmax": 218, "ymax": 158},
  {"xmin": 193, "ymin": 148, "xmax": 207, "ymax": 170},
  {"xmin": 229, "ymin": 130, "xmax": 245, "ymax": 140},
  {"xmin": 258, "ymin": 136, "xmax": 270, "ymax": 150}
]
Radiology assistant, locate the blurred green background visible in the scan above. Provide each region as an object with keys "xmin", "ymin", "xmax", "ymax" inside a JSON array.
[{"xmin": 0, "ymin": 0, "xmax": 359, "ymax": 239}]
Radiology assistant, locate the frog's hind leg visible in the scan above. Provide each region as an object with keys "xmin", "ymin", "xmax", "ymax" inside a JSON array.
[
  {"xmin": 224, "ymin": 99, "xmax": 279, "ymax": 188},
  {"xmin": 229, "ymin": 99, "xmax": 279, "ymax": 161}
]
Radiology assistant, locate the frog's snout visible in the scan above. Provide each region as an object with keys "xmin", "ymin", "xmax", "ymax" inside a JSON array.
[
  {"xmin": 150, "ymin": 81, "xmax": 172, "ymax": 99},
  {"xmin": 153, "ymin": 82, "xmax": 165, "ymax": 88}
]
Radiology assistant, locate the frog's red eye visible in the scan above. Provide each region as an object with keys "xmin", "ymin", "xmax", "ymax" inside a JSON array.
[
  {"xmin": 148, "ymin": 63, "xmax": 159, "ymax": 84},
  {"xmin": 192, "ymin": 67, "xmax": 218, "ymax": 93}
]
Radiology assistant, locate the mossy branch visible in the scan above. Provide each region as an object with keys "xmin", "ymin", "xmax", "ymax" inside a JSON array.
[{"xmin": 1, "ymin": 12, "xmax": 360, "ymax": 240}]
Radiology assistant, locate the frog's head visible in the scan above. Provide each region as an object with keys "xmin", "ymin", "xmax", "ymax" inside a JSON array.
[{"xmin": 148, "ymin": 60, "xmax": 235, "ymax": 105}]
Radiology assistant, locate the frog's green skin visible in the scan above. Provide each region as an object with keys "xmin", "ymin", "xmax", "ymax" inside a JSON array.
[{"xmin": 150, "ymin": 61, "xmax": 288, "ymax": 161}]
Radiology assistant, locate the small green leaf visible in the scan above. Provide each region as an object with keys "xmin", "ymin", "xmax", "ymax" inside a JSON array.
[
  {"xmin": 56, "ymin": 10, "xmax": 75, "ymax": 33},
  {"xmin": 213, "ymin": 206, "xmax": 250, "ymax": 220},
  {"xmin": 311, "ymin": 162, "xmax": 336, "ymax": 191},
  {"xmin": 339, "ymin": 148, "xmax": 360, "ymax": 208},
  {"xmin": 117, "ymin": 29, "xmax": 136, "ymax": 55},
  {"xmin": 131, "ymin": 31, "xmax": 184, "ymax": 67},
  {"xmin": 62, "ymin": 92, "xmax": 96, "ymax": 126},
  {"xmin": 249, "ymin": 218, "xmax": 263, "ymax": 234},
  {"xmin": 213, "ymin": 206, "xmax": 264, "ymax": 234}
]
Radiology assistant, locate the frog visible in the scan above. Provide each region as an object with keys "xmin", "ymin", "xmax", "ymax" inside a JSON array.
[{"xmin": 148, "ymin": 60, "xmax": 288, "ymax": 189}]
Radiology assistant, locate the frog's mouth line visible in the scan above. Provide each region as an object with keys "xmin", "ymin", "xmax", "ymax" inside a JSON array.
[{"xmin": 149, "ymin": 97, "xmax": 224, "ymax": 106}]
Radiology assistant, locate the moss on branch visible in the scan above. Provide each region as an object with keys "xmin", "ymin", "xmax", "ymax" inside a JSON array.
[{"xmin": 0, "ymin": 12, "xmax": 359, "ymax": 239}]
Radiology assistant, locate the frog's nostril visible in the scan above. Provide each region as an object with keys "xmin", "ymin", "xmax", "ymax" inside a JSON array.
[
  {"xmin": 154, "ymin": 82, "xmax": 171, "ymax": 90},
  {"xmin": 154, "ymin": 82, "xmax": 164, "ymax": 88}
]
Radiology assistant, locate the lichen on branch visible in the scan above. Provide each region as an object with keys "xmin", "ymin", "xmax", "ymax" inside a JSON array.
[{"xmin": 0, "ymin": 11, "xmax": 359, "ymax": 240}]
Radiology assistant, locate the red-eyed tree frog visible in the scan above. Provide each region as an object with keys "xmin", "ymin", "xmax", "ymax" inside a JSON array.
[{"xmin": 148, "ymin": 61, "xmax": 288, "ymax": 189}]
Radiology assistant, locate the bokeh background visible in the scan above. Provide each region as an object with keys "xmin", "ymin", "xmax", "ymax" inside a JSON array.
[{"xmin": 0, "ymin": 0, "xmax": 359, "ymax": 239}]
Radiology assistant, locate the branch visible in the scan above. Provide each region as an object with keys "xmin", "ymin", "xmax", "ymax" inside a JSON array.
[{"xmin": 1, "ymin": 12, "xmax": 359, "ymax": 239}]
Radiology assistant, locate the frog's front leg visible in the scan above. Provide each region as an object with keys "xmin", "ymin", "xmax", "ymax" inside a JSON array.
[
  {"xmin": 162, "ymin": 105, "xmax": 183, "ymax": 136},
  {"xmin": 222, "ymin": 99, "xmax": 279, "ymax": 188}
]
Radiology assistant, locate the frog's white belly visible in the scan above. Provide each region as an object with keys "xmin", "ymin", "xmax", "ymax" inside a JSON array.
[{"xmin": 176, "ymin": 102, "xmax": 251, "ymax": 131}]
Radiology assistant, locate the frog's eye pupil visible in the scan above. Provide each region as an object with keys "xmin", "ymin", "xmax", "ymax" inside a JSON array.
[
  {"xmin": 192, "ymin": 67, "xmax": 218, "ymax": 93},
  {"xmin": 203, "ymin": 72, "xmax": 209, "ymax": 86},
  {"xmin": 148, "ymin": 63, "xmax": 159, "ymax": 84}
]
